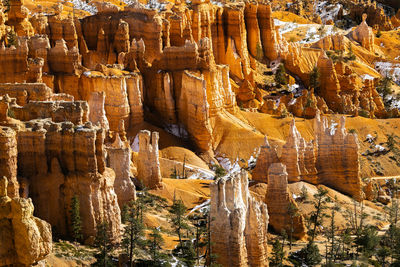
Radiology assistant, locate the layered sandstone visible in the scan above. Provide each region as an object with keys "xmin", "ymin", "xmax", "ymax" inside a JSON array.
[
  {"xmin": 252, "ymin": 114, "xmax": 361, "ymax": 199},
  {"xmin": 350, "ymin": 14, "xmax": 375, "ymax": 53},
  {"xmin": 6, "ymin": 0, "xmax": 34, "ymax": 36},
  {"xmin": 88, "ymin": 91, "xmax": 110, "ymax": 131},
  {"xmin": 266, "ymin": 163, "xmax": 306, "ymax": 239},
  {"xmin": 106, "ymin": 134, "xmax": 136, "ymax": 208},
  {"xmin": 210, "ymin": 170, "xmax": 268, "ymax": 267},
  {"xmin": 0, "ymin": 126, "xmax": 18, "ymax": 198},
  {"xmin": 10, "ymin": 100, "xmax": 89, "ymax": 125},
  {"xmin": 17, "ymin": 121, "xmax": 121, "ymax": 240},
  {"xmin": 314, "ymin": 112, "xmax": 362, "ymax": 200},
  {"xmin": 137, "ymin": 130, "xmax": 162, "ymax": 189},
  {"xmin": 0, "ymin": 176, "xmax": 52, "ymax": 266}
]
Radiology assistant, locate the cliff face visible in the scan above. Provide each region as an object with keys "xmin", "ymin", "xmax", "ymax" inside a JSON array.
[
  {"xmin": 0, "ymin": 175, "xmax": 52, "ymax": 267},
  {"xmin": 137, "ymin": 130, "xmax": 163, "ymax": 189},
  {"xmin": 252, "ymin": 114, "xmax": 361, "ymax": 199},
  {"xmin": 350, "ymin": 14, "xmax": 375, "ymax": 53},
  {"xmin": 266, "ymin": 163, "xmax": 307, "ymax": 239},
  {"xmin": 17, "ymin": 121, "xmax": 121, "ymax": 241},
  {"xmin": 0, "ymin": 127, "xmax": 19, "ymax": 198},
  {"xmin": 314, "ymin": 112, "xmax": 362, "ymax": 200},
  {"xmin": 210, "ymin": 170, "xmax": 268, "ymax": 266},
  {"xmin": 106, "ymin": 134, "xmax": 136, "ymax": 208}
]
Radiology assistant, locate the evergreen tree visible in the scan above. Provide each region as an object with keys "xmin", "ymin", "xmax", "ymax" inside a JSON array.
[
  {"xmin": 190, "ymin": 213, "xmax": 207, "ymax": 266},
  {"xmin": 309, "ymin": 66, "xmax": 320, "ymax": 93},
  {"xmin": 6, "ymin": 28, "xmax": 17, "ymax": 48},
  {"xmin": 148, "ymin": 228, "xmax": 164, "ymax": 265},
  {"xmin": 289, "ymin": 242, "xmax": 322, "ymax": 266},
  {"xmin": 2, "ymin": 0, "xmax": 10, "ymax": 13},
  {"xmin": 287, "ymin": 202, "xmax": 299, "ymax": 250},
  {"xmin": 354, "ymin": 226, "xmax": 380, "ymax": 259},
  {"xmin": 309, "ymin": 187, "xmax": 329, "ymax": 243},
  {"xmin": 274, "ymin": 63, "xmax": 288, "ymax": 86},
  {"xmin": 269, "ymin": 239, "xmax": 285, "ymax": 267},
  {"xmin": 69, "ymin": 195, "xmax": 82, "ymax": 243},
  {"xmin": 377, "ymin": 75, "xmax": 394, "ymax": 109},
  {"xmin": 324, "ymin": 199, "xmax": 340, "ymax": 262},
  {"xmin": 348, "ymin": 43, "xmax": 356, "ymax": 61},
  {"xmin": 94, "ymin": 222, "xmax": 113, "ymax": 267},
  {"xmin": 169, "ymin": 199, "xmax": 189, "ymax": 249},
  {"xmin": 121, "ymin": 200, "xmax": 146, "ymax": 267}
]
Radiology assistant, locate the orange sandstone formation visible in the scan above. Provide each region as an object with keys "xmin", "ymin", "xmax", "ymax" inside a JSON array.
[
  {"xmin": 350, "ymin": 14, "xmax": 375, "ymax": 53},
  {"xmin": 0, "ymin": 176, "xmax": 52, "ymax": 266},
  {"xmin": 137, "ymin": 130, "xmax": 163, "ymax": 189},
  {"xmin": 106, "ymin": 134, "xmax": 136, "ymax": 208},
  {"xmin": 253, "ymin": 114, "xmax": 361, "ymax": 199},
  {"xmin": 17, "ymin": 121, "xmax": 121, "ymax": 240},
  {"xmin": 266, "ymin": 163, "xmax": 306, "ymax": 239},
  {"xmin": 210, "ymin": 170, "xmax": 268, "ymax": 267}
]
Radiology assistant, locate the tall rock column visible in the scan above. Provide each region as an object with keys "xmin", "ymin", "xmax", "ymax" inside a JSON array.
[
  {"xmin": 106, "ymin": 134, "xmax": 136, "ymax": 208},
  {"xmin": 210, "ymin": 170, "xmax": 268, "ymax": 266},
  {"xmin": 0, "ymin": 177, "xmax": 52, "ymax": 266},
  {"xmin": 266, "ymin": 163, "xmax": 307, "ymax": 239},
  {"xmin": 137, "ymin": 130, "xmax": 162, "ymax": 189},
  {"xmin": 88, "ymin": 91, "xmax": 110, "ymax": 131},
  {"xmin": 0, "ymin": 126, "xmax": 19, "ymax": 198},
  {"xmin": 314, "ymin": 112, "xmax": 362, "ymax": 200}
]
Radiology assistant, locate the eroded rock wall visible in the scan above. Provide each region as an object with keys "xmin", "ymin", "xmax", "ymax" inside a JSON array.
[
  {"xmin": 0, "ymin": 176, "xmax": 52, "ymax": 267},
  {"xmin": 210, "ymin": 170, "xmax": 268, "ymax": 266}
]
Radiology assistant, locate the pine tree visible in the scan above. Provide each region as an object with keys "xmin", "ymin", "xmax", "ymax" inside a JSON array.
[
  {"xmin": 309, "ymin": 66, "xmax": 320, "ymax": 93},
  {"xmin": 6, "ymin": 28, "xmax": 17, "ymax": 48},
  {"xmin": 94, "ymin": 222, "xmax": 113, "ymax": 267},
  {"xmin": 309, "ymin": 187, "xmax": 329, "ymax": 243},
  {"xmin": 289, "ymin": 242, "xmax": 322, "ymax": 266},
  {"xmin": 324, "ymin": 199, "xmax": 340, "ymax": 262},
  {"xmin": 121, "ymin": 200, "xmax": 145, "ymax": 267},
  {"xmin": 274, "ymin": 63, "xmax": 288, "ymax": 86},
  {"xmin": 69, "ymin": 195, "xmax": 82, "ymax": 243},
  {"xmin": 148, "ymin": 227, "xmax": 164, "ymax": 265},
  {"xmin": 348, "ymin": 43, "xmax": 356, "ymax": 61},
  {"xmin": 287, "ymin": 202, "xmax": 299, "ymax": 250},
  {"xmin": 169, "ymin": 199, "xmax": 189, "ymax": 249},
  {"xmin": 269, "ymin": 239, "xmax": 285, "ymax": 267}
]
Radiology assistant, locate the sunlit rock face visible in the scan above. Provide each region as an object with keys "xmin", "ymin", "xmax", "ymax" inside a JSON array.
[
  {"xmin": 252, "ymin": 114, "xmax": 362, "ymax": 200},
  {"xmin": 0, "ymin": 175, "xmax": 52, "ymax": 266},
  {"xmin": 210, "ymin": 170, "xmax": 269, "ymax": 266}
]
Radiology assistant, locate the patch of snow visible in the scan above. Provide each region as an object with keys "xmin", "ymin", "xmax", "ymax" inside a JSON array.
[
  {"xmin": 247, "ymin": 155, "xmax": 257, "ymax": 169},
  {"xmin": 67, "ymin": 0, "xmax": 97, "ymax": 15},
  {"xmin": 145, "ymin": 0, "xmax": 166, "ymax": 11},
  {"xmin": 130, "ymin": 134, "xmax": 139, "ymax": 152},
  {"xmin": 288, "ymin": 98, "xmax": 297, "ymax": 106},
  {"xmin": 216, "ymin": 156, "xmax": 232, "ymax": 171},
  {"xmin": 187, "ymin": 168, "xmax": 215, "ymax": 180},
  {"xmin": 315, "ymin": 1, "xmax": 342, "ymax": 23},
  {"xmin": 292, "ymin": 193, "xmax": 299, "ymax": 199},
  {"xmin": 275, "ymin": 19, "xmax": 300, "ymax": 34},
  {"xmin": 83, "ymin": 71, "xmax": 91, "ymax": 77},
  {"xmin": 380, "ymin": 42, "xmax": 385, "ymax": 47},
  {"xmin": 329, "ymin": 121, "xmax": 338, "ymax": 135},
  {"xmin": 275, "ymin": 98, "xmax": 281, "ymax": 108},
  {"xmin": 164, "ymin": 124, "xmax": 189, "ymax": 139},
  {"xmin": 375, "ymin": 61, "xmax": 400, "ymax": 85},
  {"xmin": 288, "ymin": 83, "xmax": 299, "ymax": 93},
  {"xmin": 375, "ymin": 145, "xmax": 386, "ymax": 152},
  {"xmin": 366, "ymin": 134, "xmax": 374, "ymax": 143},
  {"xmin": 187, "ymin": 199, "xmax": 210, "ymax": 215},
  {"xmin": 210, "ymin": 0, "xmax": 224, "ymax": 7},
  {"xmin": 299, "ymin": 25, "xmax": 335, "ymax": 44},
  {"xmin": 361, "ymin": 74, "xmax": 375, "ymax": 81}
]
